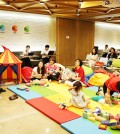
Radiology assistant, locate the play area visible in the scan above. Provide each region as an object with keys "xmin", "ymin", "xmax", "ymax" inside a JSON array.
[{"xmin": 7, "ymin": 82, "xmax": 120, "ymax": 134}]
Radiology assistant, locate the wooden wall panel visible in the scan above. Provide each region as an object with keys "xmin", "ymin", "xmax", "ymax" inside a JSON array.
[
  {"xmin": 56, "ymin": 18, "xmax": 76, "ymax": 66},
  {"xmin": 56, "ymin": 18, "xmax": 95, "ymax": 66},
  {"xmin": 75, "ymin": 20, "xmax": 95, "ymax": 60}
]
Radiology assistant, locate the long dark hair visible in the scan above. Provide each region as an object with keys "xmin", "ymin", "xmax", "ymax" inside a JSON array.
[
  {"xmin": 37, "ymin": 60, "xmax": 46, "ymax": 76},
  {"xmin": 92, "ymin": 48, "xmax": 97, "ymax": 55},
  {"xmin": 76, "ymin": 59, "xmax": 83, "ymax": 67}
]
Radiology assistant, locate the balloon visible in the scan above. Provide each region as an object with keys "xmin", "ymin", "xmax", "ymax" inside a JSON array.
[
  {"xmin": 24, "ymin": 26, "xmax": 29, "ymax": 32},
  {"xmin": 12, "ymin": 25, "xmax": 18, "ymax": 32}
]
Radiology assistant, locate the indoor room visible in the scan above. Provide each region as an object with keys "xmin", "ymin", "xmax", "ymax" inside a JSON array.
[{"xmin": 0, "ymin": 0, "xmax": 120, "ymax": 134}]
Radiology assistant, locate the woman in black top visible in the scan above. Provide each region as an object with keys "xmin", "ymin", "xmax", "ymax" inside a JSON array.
[{"xmin": 107, "ymin": 47, "xmax": 117, "ymax": 67}]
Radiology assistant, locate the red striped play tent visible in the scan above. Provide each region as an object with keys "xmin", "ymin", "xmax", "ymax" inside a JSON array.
[{"xmin": 0, "ymin": 46, "xmax": 22, "ymax": 83}]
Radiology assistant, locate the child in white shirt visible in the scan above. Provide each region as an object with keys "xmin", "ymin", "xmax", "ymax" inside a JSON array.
[{"xmin": 68, "ymin": 81, "xmax": 90, "ymax": 108}]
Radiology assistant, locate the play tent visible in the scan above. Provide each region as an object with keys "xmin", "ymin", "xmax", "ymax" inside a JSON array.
[{"xmin": 0, "ymin": 46, "xmax": 22, "ymax": 83}]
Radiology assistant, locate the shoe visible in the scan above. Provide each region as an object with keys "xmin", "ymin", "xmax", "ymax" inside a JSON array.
[
  {"xmin": 9, "ymin": 94, "xmax": 18, "ymax": 100},
  {"xmin": 0, "ymin": 88, "xmax": 6, "ymax": 93}
]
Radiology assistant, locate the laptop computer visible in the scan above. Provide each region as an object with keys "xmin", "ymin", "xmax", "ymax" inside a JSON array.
[
  {"xmin": 48, "ymin": 51, "xmax": 54, "ymax": 55},
  {"xmin": 28, "ymin": 52, "xmax": 34, "ymax": 56}
]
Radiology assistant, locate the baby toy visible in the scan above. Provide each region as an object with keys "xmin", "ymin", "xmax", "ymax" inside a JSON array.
[
  {"xmin": 26, "ymin": 83, "xmax": 32, "ymax": 87},
  {"xmin": 59, "ymin": 102, "xmax": 67, "ymax": 109},
  {"xmin": 101, "ymin": 114, "xmax": 120, "ymax": 130},
  {"xmin": 98, "ymin": 124, "xmax": 107, "ymax": 130},
  {"xmin": 17, "ymin": 85, "xmax": 27, "ymax": 90},
  {"xmin": 93, "ymin": 107, "xmax": 101, "ymax": 116}
]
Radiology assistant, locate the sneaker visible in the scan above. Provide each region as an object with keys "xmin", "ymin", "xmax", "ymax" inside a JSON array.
[
  {"xmin": 0, "ymin": 88, "xmax": 6, "ymax": 93},
  {"xmin": 9, "ymin": 94, "xmax": 18, "ymax": 100}
]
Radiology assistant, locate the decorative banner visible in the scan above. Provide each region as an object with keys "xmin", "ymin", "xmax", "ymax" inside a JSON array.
[
  {"xmin": 24, "ymin": 26, "xmax": 29, "ymax": 33},
  {"xmin": 12, "ymin": 25, "xmax": 18, "ymax": 33},
  {"xmin": 0, "ymin": 24, "xmax": 5, "ymax": 32}
]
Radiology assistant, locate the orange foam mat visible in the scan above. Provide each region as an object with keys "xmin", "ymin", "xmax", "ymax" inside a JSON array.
[{"xmin": 26, "ymin": 97, "xmax": 80, "ymax": 124}]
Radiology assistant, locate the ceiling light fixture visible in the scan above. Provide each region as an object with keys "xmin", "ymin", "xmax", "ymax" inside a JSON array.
[
  {"xmin": 106, "ymin": 17, "xmax": 112, "ymax": 22},
  {"xmin": 78, "ymin": 0, "xmax": 83, "ymax": 5},
  {"xmin": 39, "ymin": 0, "xmax": 44, "ymax": 4},
  {"xmin": 106, "ymin": 7, "xmax": 116, "ymax": 13},
  {"xmin": 6, "ymin": 1, "xmax": 10, "ymax": 6},
  {"xmin": 77, "ymin": 13, "xmax": 80, "ymax": 17}
]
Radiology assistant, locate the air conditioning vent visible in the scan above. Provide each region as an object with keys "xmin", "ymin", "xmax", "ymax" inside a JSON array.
[{"xmin": 102, "ymin": 0, "xmax": 120, "ymax": 7}]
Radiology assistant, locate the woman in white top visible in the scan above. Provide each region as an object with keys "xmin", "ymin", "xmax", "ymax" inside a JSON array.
[
  {"xmin": 31, "ymin": 60, "xmax": 46, "ymax": 80},
  {"xmin": 88, "ymin": 48, "xmax": 98, "ymax": 68},
  {"xmin": 68, "ymin": 81, "xmax": 90, "ymax": 108}
]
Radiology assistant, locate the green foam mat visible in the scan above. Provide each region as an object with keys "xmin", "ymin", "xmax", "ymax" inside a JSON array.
[
  {"xmin": 29, "ymin": 86, "xmax": 57, "ymax": 97},
  {"xmin": 82, "ymin": 88, "xmax": 96, "ymax": 97}
]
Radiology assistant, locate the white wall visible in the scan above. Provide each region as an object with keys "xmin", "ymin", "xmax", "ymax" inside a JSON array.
[
  {"xmin": 94, "ymin": 22, "xmax": 120, "ymax": 50},
  {"xmin": 0, "ymin": 10, "xmax": 56, "ymax": 52}
]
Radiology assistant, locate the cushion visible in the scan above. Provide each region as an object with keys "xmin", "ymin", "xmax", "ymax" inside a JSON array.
[
  {"xmin": 82, "ymin": 65, "xmax": 93, "ymax": 76},
  {"xmin": 112, "ymin": 59, "xmax": 120, "ymax": 68},
  {"xmin": 21, "ymin": 66, "xmax": 33, "ymax": 82},
  {"xmin": 88, "ymin": 73, "xmax": 110, "ymax": 86},
  {"xmin": 94, "ymin": 61, "xmax": 104, "ymax": 67}
]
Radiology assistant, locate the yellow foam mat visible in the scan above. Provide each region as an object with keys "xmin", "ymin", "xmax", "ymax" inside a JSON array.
[
  {"xmin": 45, "ymin": 93, "xmax": 71, "ymax": 104},
  {"xmin": 47, "ymin": 82, "xmax": 120, "ymax": 116},
  {"xmin": 48, "ymin": 82, "xmax": 69, "ymax": 91},
  {"xmin": 47, "ymin": 82, "xmax": 71, "ymax": 97}
]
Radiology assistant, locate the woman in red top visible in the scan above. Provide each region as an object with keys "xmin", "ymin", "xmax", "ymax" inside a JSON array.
[
  {"xmin": 73, "ymin": 59, "xmax": 85, "ymax": 83},
  {"xmin": 103, "ymin": 76, "xmax": 120, "ymax": 104}
]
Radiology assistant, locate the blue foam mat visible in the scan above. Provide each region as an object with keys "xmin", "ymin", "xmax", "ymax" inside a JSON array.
[
  {"xmin": 87, "ymin": 86, "xmax": 99, "ymax": 92},
  {"xmin": 7, "ymin": 85, "xmax": 42, "ymax": 100},
  {"xmin": 61, "ymin": 118, "xmax": 111, "ymax": 134}
]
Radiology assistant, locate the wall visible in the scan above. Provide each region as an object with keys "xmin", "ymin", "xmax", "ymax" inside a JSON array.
[
  {"xmin": 56, "ymin": 18, "xmax": 95, "ymax": 66},
  {"xmin": 0, "ymin": 10, "xmax": 56, "ymax": 52},
  {"xmin": 95, "ymin": 22, "xmax": 120, "ymax": 50},
  {"xmin": 75, "ymin": 20, "xmax": 95, "ymax": 60}
]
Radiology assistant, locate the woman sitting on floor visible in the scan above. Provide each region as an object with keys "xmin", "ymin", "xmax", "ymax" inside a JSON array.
[
  {"xmin": 64, "ymin": 59, "xmax": 85, "ymax": 86},
  {"xmin": 46, "ymin": 58, "xmax": 61, "ymax": 81},
  {"xmin": 31, "ymin": 60, "xmax": 46, "ymax": 80}
]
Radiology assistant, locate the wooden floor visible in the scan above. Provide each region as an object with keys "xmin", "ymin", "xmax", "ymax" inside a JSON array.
[{"xmin": 0, "ymin": 86, "xmax": 69, "ymax": 134}]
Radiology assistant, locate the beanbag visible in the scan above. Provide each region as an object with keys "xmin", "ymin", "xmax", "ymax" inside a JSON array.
[
  {"xmin": 88, "ymin": 73, "xmax": 109, "ymax": 86},
  {"xmin": 112, "ymin": 59, "xmax": 120, "ymax": 68},
  {"xmin": 95, "ymin": 62, "xmax": 104, "ymax": 67},
  {"xmin": 82, "ymin": 65, "xmax": 93, "ymax": 76},
  {"xmin": 94, "ymin": 69, "xmax": 107, "ymax": 74},
  {"xmin": 21, "ymin": 66, "xmax": 33, "ymax": 83}
]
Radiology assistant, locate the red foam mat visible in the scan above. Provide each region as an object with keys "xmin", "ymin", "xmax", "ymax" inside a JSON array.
[{"xmin": 26, "ymin": 97, "xmax": 80, "ymax": 124}]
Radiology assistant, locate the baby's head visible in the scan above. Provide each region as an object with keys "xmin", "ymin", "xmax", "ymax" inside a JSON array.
[{"xmin": 73, "ymin": 81, "xmax": 82, "ymax": 92}]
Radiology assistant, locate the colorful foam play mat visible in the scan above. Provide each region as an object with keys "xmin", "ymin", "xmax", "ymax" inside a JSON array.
[{"xmin": 7, "ymin": 82, "xmax": 120, "ymax": 134}]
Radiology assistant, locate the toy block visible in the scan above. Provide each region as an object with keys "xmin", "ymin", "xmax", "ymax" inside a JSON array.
[
  {"xmin": 99, "ymin": 124, "xmax": 107, "ymax": 130},
  {"xmin": 88, "ymin": 117, "xmax": 96, "ymax": 122},
  {"xmin": 109, "ymin": 119, "xmax": 117, "ymax": 126}
]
